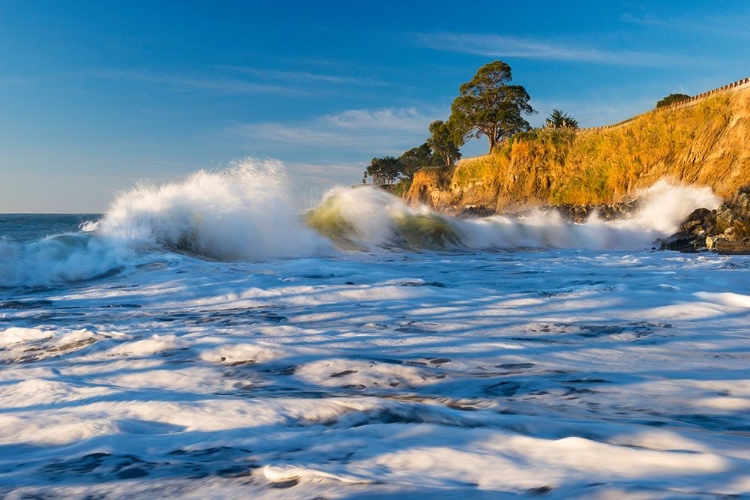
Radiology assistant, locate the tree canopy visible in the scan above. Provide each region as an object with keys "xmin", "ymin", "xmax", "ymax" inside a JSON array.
[
  {"xmin": 449, "ymin": 61, "xmax": 535, "ymax": 153},
  {"xmin": 656, "ymin": 93, "xmax": 691, "ymax": 108},
  {"xmin": 427, "ymin": 120, "xmax": 463, "ymax": 167},
  {"xmin": 366, "ymin": 156, "xmax": 402, "ymax": 185},
  {"xmin": 545, "ymin": 109, "xmax": 579, "ymax": 129},
  {"xmin": 398, "ymin": 143, "xmax": 434, "ymax": 179}
]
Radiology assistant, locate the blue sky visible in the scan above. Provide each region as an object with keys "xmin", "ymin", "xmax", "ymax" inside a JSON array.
[{"xmin": 1, "ymin": 1, "xmax": 749, "ymax": 213}]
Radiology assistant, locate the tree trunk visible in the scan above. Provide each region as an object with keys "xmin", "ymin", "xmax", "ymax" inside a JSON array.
[{"xmin": 485, "ymin": 124, "xmax": 498, "ymax": 153}]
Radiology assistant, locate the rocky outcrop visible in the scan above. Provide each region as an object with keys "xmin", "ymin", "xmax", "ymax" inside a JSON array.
[
  {"xmin": 406, "ymin": 167, "xmax": 458, "ymax": 211},
  {"xmin": 660, "ymin": 185, "xmax": 750, "ymax": 254},
  {"xmin": 537, "ymin": 200, "xmax": 640, "ymax": 223}
]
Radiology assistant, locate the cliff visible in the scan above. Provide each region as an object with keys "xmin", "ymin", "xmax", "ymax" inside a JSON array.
[{"xmin": 406, "ymin": 78, "xmax": 750, "ymax": 213}]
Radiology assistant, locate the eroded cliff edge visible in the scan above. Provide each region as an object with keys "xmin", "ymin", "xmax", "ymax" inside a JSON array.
[{"xmin": 406, "ymin": 82, "xmax": 750, "ymax": 214}]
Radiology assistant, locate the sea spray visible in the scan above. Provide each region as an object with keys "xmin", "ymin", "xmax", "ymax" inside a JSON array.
[
  {"xmin": 613, "ymin": 180, "xmax": 722, "ymax": 234},
  {"xmin": 307, "ymin": 179, "xmax": 722, "ymax": 251},
  {"xmin": 95, "ymin": 159, "xmax": 331, "ymax": 261},
  {"xmin": 306, "ymin": 186, "xmax": 461, "ymax": 249},
  {"xmin": 0, "ymin": 160, "xmax": 331, "ymax": 287},
  {"xmin": 0, "ymin": 170, "xmax": 725, "ymax": 288},
  {"xmin": 0, "ymin": 233, "xmax": 129, "ymax": 288}
]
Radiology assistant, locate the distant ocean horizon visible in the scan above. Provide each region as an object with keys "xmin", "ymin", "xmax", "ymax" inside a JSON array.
[{"xmin": 0, "ymin": 213, "xmax": 101, "ymax": 243}]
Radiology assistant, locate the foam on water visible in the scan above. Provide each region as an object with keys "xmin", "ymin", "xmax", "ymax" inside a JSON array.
[
  {"xmin": 2, "ymin": 248, "xmax": 749, "ymax": 498},
  {"xmin": 308, "ymin": 179, "xmax": 721, "ymax": 251},
  {"xmin": 0, "ymin": 161, "xmax": 724, "ymax": 288},
  {"xmin": 0, "ymin": 160, "xmax": 331, "ymax": 287},
  {"xmin": 94, "ymin": 159, "xmax": 330, "ymax": 261},
  {"xmin": 0, "ymin": 232, "xmax": 131, "ymax": 288}
]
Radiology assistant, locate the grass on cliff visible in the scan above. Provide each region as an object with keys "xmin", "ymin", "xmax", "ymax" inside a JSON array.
[{"xmin": 453, "ymin": 94, "xmax": 734, "ymax": 206}]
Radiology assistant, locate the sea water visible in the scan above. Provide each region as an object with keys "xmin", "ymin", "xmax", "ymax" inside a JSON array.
[{"xmin": 1, "ymin": 160, "xmax": 748, "ymax": 499}]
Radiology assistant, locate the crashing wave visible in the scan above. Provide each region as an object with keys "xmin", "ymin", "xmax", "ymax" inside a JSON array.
[
  {"xmin": 307, "ymin": 180, "xmax": 721, "ymax": 251},
  {"xmin": 0, "ymin": 159, "xmax": 722, "ymax": 288}
]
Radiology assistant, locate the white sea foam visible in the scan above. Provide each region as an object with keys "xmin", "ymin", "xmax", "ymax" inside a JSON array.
[
  {"xmin": 0, "ymin": 233, "xmax": 131, "ymax": 287},
  {"xmin": 95, "ymin": 159, "xmax": 331, "ymax": 261},
  {"xmin": 0, "ymin": 165, "xmax": 727, "ymax": 289},
  {"xmin": 312, "ymin": 179, "xmax": 721, "ymax": 251},
  {"xmin": 0, "ymin": 327, "xmax": 54, "ymax": 346},
  {"xmin": 1, "ymin": 245, "xmax": 749, "ymax": 498}
]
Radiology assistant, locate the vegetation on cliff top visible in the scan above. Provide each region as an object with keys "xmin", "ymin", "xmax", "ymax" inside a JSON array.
[
  {"xmin": 365, "ymin": 60, "xmax": 532, "ymax": 187},
  {"xmin": 448, "ymin": 61, "xmax": 536, "ymax": 153},
  {"xmin": 408, "ymin": 87, "xmax": 749, "ymax": 211},
  {"xmin": 656, "ymin": 93, "xmax": 691, "ymax": 108}
]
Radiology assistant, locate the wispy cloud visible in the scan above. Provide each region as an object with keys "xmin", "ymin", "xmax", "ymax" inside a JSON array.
[
  {"xmin": 81, "ymin": 65, "xmax": 390, "ymax": 96},
  {"xmin": 288, "ymin": 161, "xmax": 367, "ymax": 184},
  {"xmin": 321, "ymin": 107, "xmax": 432, "ymax": 131},
  {"xmin": 218, "ymin": 66, "xmax": 388, "ymax": 87},
  {"xmin": 233, "ymin": 107, "xmax": 441, "ymax": 153},
  {"xmin": 529, "ymin": 97, "xmax": 657, "ymax": 129},
  {"xmin": 412, "ymin": 32, "xmax": 691, "ymax": 67},
  {"xmin": 83, "ymin": 69, "xmax": 307, "ymax": 95},
  {"xmin": 622, "ymin": 13, "xmax": 750, "ymax": 39}
]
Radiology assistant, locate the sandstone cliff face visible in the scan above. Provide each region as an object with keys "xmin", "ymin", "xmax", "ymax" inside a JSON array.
[{"xmin": 405, "ymin": 83, "xmax": 750, "ymax": 212}]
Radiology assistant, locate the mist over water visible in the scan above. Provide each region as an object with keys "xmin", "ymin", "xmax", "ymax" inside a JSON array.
[{"xmin": 0, "ymin": 160, "xmax": 723, "ymax": 287}]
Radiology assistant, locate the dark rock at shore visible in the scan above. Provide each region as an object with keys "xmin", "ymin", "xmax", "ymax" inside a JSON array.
[
  {"xmin": 446, "ymin": 185, "xmax": 750, "ymax": 255},
  {"xmin": 556, "ymin": 200, "xmax": 641, "ymax": 223},
  {"xmin": 512, "ymin": 199, "xmax": 641, "ymax": 223},
  {"xmin": 660, "ymin": 185, "xmax": 750, "ymax": 254},
  {"xmin": 659, "ymin": 208, "xmax": 715, "ymax": 253},
  {"xmin": 458, "ymin": 205, "xmax": 496, "ymax": 218}
]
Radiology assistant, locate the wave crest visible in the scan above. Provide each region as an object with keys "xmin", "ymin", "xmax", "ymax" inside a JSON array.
[
  {"xmin": 307, "ymin": 180, "xmax": 721, "ymax": 251},
  {"xmin": 95, "ymin": 159, "xmax": 330, "ymax": 261}
]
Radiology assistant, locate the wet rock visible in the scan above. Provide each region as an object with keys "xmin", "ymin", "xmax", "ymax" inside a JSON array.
[
  {"xmin": 713, "ymin": 239, "xmax": 750, "ymax": 255},
  {"xmin": 716, "ymin": 185, "xmax": 750, "ymax": 240},
  {"xmin": 458, "ymin": 205, "xmax": 496, "ymax": 218},
  {"xmin": 516, "ymin": 199, "xmax": 640, "ymax": 223},
  {"xmin": 661, "ymin": 185, "xmax": 750, "ymax": 254}
]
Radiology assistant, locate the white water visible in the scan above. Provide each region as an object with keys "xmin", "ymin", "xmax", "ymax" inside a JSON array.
[
  {"xmin": 1, "ymin": 249, "xmax": 749, "ymax": 498},
  {"xmin": 0, "ymin": 162, "xmax": 722, "ymax": 288},
  {"xmin": 311, "ymin": 178, "xmax": 720, "ymax": 251},
  {"xmin": 1, "ymin": 162, "xmax": 747, "ymax": 498},
  {"xmin": 93, "ymin": 159, "xmax": 330, "ymax": 261}
]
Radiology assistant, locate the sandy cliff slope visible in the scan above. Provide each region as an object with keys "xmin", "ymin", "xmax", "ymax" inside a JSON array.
[{"xmin": 406, "ymin": 80, "xmax": 750, "ymax": 212}]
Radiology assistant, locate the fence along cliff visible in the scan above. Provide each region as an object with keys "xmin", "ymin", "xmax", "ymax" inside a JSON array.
[{"xmin": 406, "ymin": 77, "xmax": 750, "ymax": 212}]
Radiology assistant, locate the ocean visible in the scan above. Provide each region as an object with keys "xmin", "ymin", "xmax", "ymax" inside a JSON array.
[{"xmin": 1, "ymin": 161, "xmax": 749, "ymax": 499}]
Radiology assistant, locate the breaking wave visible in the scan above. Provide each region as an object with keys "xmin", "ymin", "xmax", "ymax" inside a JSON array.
[
  {"xmin": 307, "ymin": 180, "xmax": 721, "ymax": 251},
  {"xmin": 0, "ymin": 159, "xmax": 722, "ymax": 288},
  {"xmin": 0, "ymin": 160, "xmax": 330, "ymax": 287},
  {"xmin": 92, "ymin": 159, "xmax": 330, "ymax": 261},
  {"xmin": 0, "ymin": 233, "xmax": 130, "ymax": 288}
]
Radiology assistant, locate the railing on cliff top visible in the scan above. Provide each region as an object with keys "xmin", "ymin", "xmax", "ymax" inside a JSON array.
[{"xmin": 579, "ymin": 76, "xmax": 750, "ymax": 133}]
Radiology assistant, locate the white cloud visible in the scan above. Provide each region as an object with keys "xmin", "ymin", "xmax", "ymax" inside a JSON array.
[
  {"xmin": 84, "ymin": 69, "xmax": 306, "ymax": 95},
  {"xmin": 322, "ymin": 107, "xmax": 431, "ymax": 131},
  {"xmin": 622, "ymin": 13, "xmax": 750, "ymax": 39},
  {"xmin": 217, "ymin": 66, "xmax": 387, "ymax": 86},
  {"xmin": 412, "ymin": 32, "xmax": 691, "ymax": 67},
  {"xmin": 529, "ymin": 97, "xmax": 656, "ymax": 129},
  {"xmin": 233, "ymin": 107, "xmax": 442, "ymax": 154}
]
